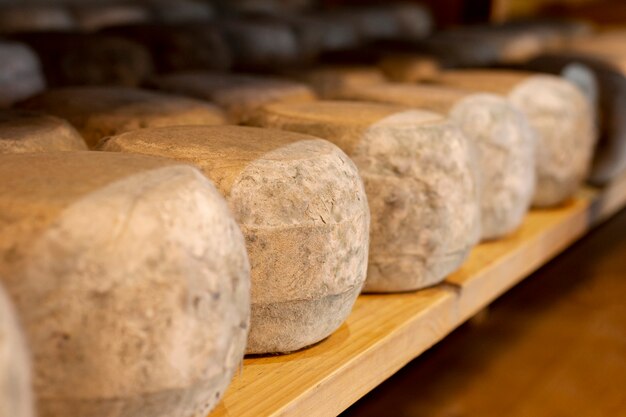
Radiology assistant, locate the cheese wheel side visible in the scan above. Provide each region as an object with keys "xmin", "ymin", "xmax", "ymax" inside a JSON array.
[{"xmin": 0, "ymin": 285, "xmax": 34, "ymax": 417}]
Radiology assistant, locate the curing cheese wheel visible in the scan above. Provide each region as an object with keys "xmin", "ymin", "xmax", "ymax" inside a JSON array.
[
  {"xmin": 214, "ymin": 0, "xmax": 313, "ymax": 13},
  {"xmin": 0, "ymin": 41, "xmax": 45, "ymax": 108},
  {"xmin": 103, "ymin": 24, "xmax": 231, "ymax": 72},
  {"xmin": 70, "ymin": 4, "xmax": 151, "ymax": 32},
  {"xmin": 249, "ymin": 101, "xmax": 480, "ymax": 292},
  {"xmin": 337, "ymin": 83, "xmax": 536, "ymax": 240},
  {"xmin": 0, "ymin": 151, "xmax": 250, "ymax": 417},
  {"xmin": 378, "ymin": 54, "xmax": 441, "ymax": 83},
  {"xmin": 437, "ymin": 69, "xmax": 597, "ymax": 207},
  {"xmin": 0, "ymin": 110, "xmax": 87, "ymax": 154},
  {"xmin": 18, "ymin": 86, "xmax": 226, "ymax": 148},
  {"xmin": 147, "ymin": 0, "xmax": 214, "ymax": 23},
  {"xmin": 419, "ymin": 20, "xmax": 589, "ymax": 68},
  {"xmin": 292, "ymin": 65, "xmax": 386, "ymax": 99},
  {"xmin": 0, "ymin": 5, "xmax": 75, "ymax": 33},
  {"xmin": 10, "ymin": 32, "xmax": 153, "ymax": 88},
  {"xmin": 0, "ymin": 285, "xmax": 34, "ymax": 417},
  {"xmin": 343, "ymin": 4, "xmax": 432, "ymax": 42},
  {"xmin": 525, "ymin": 52, "xmax": 626, "ymax": 186},
  {"xmin": 149, "ymin": 71, "xmax": 316, "ymax": 124},
  {"xmin": 216, "ymin": 17, "xmax": 299, "ymax": 71},
  {"xmin": 99, "ymin": 125, "xmax": 370, "ymax": 354}
]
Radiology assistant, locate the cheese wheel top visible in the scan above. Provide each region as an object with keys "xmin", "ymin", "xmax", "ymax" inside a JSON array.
[
  {"xmin": 18, "ymin": 87, "xmax": 226, "ymax": 148},
  {"xmin": 337, "ymin": 82, "xmax": 472, "ymax": 114},
  {"xmin": 0, "ymin": 110, "xmax": 86, "ymax": 153},
  {"xmin": 100, "ymin": 124, "xmax": 366, "ymax": 228},
  {"xmin": 437, "ymin": 69, "xmax": 538, "ymax": 95},
  {"xmin": 0, "ymin": 152, "xmax": 184, "ymax": 227},
  {"xmin": 257, "ymin": 100, "xmax": 443, "ymax": 127},
  {"xmin": 150, "ymin": 71, "xmax": 316, "ymax": 122}
]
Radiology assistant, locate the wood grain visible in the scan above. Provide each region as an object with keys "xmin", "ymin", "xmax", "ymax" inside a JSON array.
[{"xmin": 210, "ymin": 172, "xmax": 626, "ymax": 417}]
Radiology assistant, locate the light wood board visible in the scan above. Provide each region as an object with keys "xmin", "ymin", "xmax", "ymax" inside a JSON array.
[{"xmin": 210, "ymin": 173, "xmax": 626, "ymax": 417}]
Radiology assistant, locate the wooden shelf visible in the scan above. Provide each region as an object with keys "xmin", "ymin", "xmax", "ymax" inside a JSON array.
[{"xmin": 210, "ymin": 173, "xmax": 626, "ymax": 417}]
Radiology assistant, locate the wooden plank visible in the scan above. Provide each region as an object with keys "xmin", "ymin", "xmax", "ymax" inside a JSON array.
[
  {"xmin": 211, "ymin": 172, "xmax": 626, "ymax": 417},
  {"xmin": 212, "ymin": 287, "xmax": 457, "ymax": 417}
]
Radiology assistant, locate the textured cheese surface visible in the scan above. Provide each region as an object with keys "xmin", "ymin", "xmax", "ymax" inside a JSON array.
[
  {"xmin": 101, "ymin": 125, "xmax": 370, "ymax": 354},
  {"xmin": 0, "ymin": 110, "xmax": 87, "ymax": 153},
  {"xmin": 0, "ymin": 285, "xmax": 34, "ymax": 417},
  {"xmin": 438, "ymin": 70, "xmax": 597, "ymax": 207},
  {"xmin": 338, "ymin": 84, "xmax": 536, "ymax": 240},
  {"xmin": 0, "ymin": 42, "xmax": 45, "ymax": 108},
  {"xmin": 250, "ymin": 101, "xmax": 481, "ymax": 291},
  {"xmin": 0, "ymin": 151, "xmax": 250, "ymax": 417}
]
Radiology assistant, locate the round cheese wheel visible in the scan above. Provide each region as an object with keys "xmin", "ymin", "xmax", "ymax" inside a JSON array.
[
  {"xmin": 103, "ymin": 24, "xmax": 232, "ymax": 72},
  {"xmin": 249, "ymin": 101, "xmax": 480, "ymax": 292},
  {"xmin": 18, "ymin": 86, "xmax": 226, "ymax": 148},
  {"xmin": 338, "ymin": 83, "xmax": 536, "ymax": 240},
  {"xmin": 0, "ymin": 110, "xmax": 87, "ymax": 154},
  {"xmin": 293, "ymin": 65, "xmax": 386, "ymax": 99},
  {"xmin": 99, "ymin": 125, "xmax": 370, "ymax": 354},
  {"xmin": 147, "ymin": 0, "xmax": 214, "ymax": 23},
  {"xmin": 0, "ymin": 285, "xmax": 34, "ymax": 417},
  {"xmin": 0, "ymin": 41, "xmax": 45, "ymax": 108},
  {"xmin": 526, "ymin": 52, "xmax": 626, "ymax": 186},
  {"xmin": 10, "ymin": 32, "xmax": 154, "ymax": 88},
  {"xmin": 149, "ymin": 71, "xmax": 316, "ymax": 124},
  {"xmin": 71, "ymin": 4, "xmax": 151, "ymax": 32},
  {"xmin": 0, "ymin": 151, "xmax": 250, "ymax": 417},
  {"xmin": 217, "ymin": 17, "xmax": 299, "ymax": 71},
  {"xmin": 378, "ymin": 54, "xmax": 441, "ymax": 83},
  {"xmin": 438, "ymin": 70, "xmax": 597, "ymax": 207},
  {"xmin": 0, "ymin": 5, "xmax": 75, "ymax": 33}
]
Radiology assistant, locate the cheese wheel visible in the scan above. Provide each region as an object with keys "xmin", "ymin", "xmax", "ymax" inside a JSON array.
[
  {"xmin": 0, "ymin": 5, "xmax": 75, "ymax": 33},
  {"xmin": 249, "ymin": 101, "xmax": 480, "ymax": 292},
  {"xmin": 419, "ymin": 21, "xmax": 587, "ymax": 67},
  {"xmin": 338, "ymin": 83, "xmax": 536, "ymax": 240},
  {"xmin": 292, "ymin": 65, "xmax": 386, "ymax": 99},
  {"xmin": 10, "ymin": 32, "xmax": 153, "ymax": 88},
  {"xmin": 0, "ymin": 285, "xmax": 34, "ymax": 417},
  {"xmin": 149, "ymin": 71, "xmax": 316, "ymax": 124},
  {"xmin": 71, "ymin": 4, "xmax": 151, "ymax": 32},
  {"xmin": 147, "ymin": 0, "xmax": 214, "ymax": 23},
  {"xmin": 0, "ymin": 151, "xmax": 250, "ymax": 417},
  {"xmin": 526, "ymin": 53, "xmax": 626, "ymax": 186},
  {"xmin": 99, "ymin": 125, "xmax": 370, "ymax": 354},
  {"xmin": 378, "ymin": 54, "xmax": 441, "ymax": 83},
  {"xmin": 18, "ymin": 86, "xmax": 226, "ymax": 148},
  {"xmin": 217, "ymin": 17, "xmax": 299, "ymax": 71},
  {"xmin": 103, "ymin": 24, "xmax": 231, "ymax": 72},
  {"xmin": 345, "ymin": 4, "xmax": 432, "ymax": 41},
  {"xmin": 0, "ymin": 110, "xmax": 87, "ymax": 154},
  {"xmin": 215, "ymin": 0, "xmax": 313, "ymax": 13},
  {"xmin": 438, "ymin": 69, "xmax": 597, "ymax": 207},
  {"xmin": 0, "ymin": 41, "xmax": 45, "ymax": 108}
]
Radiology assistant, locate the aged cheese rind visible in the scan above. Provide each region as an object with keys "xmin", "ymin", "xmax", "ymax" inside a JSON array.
[
  {"xmin": 438, "ymin": 70, "xmax": 596, "ymax": 207},
  {"xmin": 0, "ymin": 110, "xmax": 87, "ymax": 154},
  {"xmin": 0, "ymin": 42, "xmax": 45, "ymax": 108},
  {"xmin": 18, "ymin": 86, "xmax": 226, "ymax": 148},
  {"xmin": 0, "ymin": 285, "xmax": 34, "ymax": 417},
  {"xmin": 100, "ymin": 125, "xmax": 370, "ymax": 354},
  {"xmin": 249, "ymin": 101, "xmax": 480, "ymax": 292},
  {"xmin": 0, "ymin": 152, "xmax": 250, "ymax": 417},
  {"xmin": 338, "ymin": 84, "xmax": 536, "ymax": 239}
]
